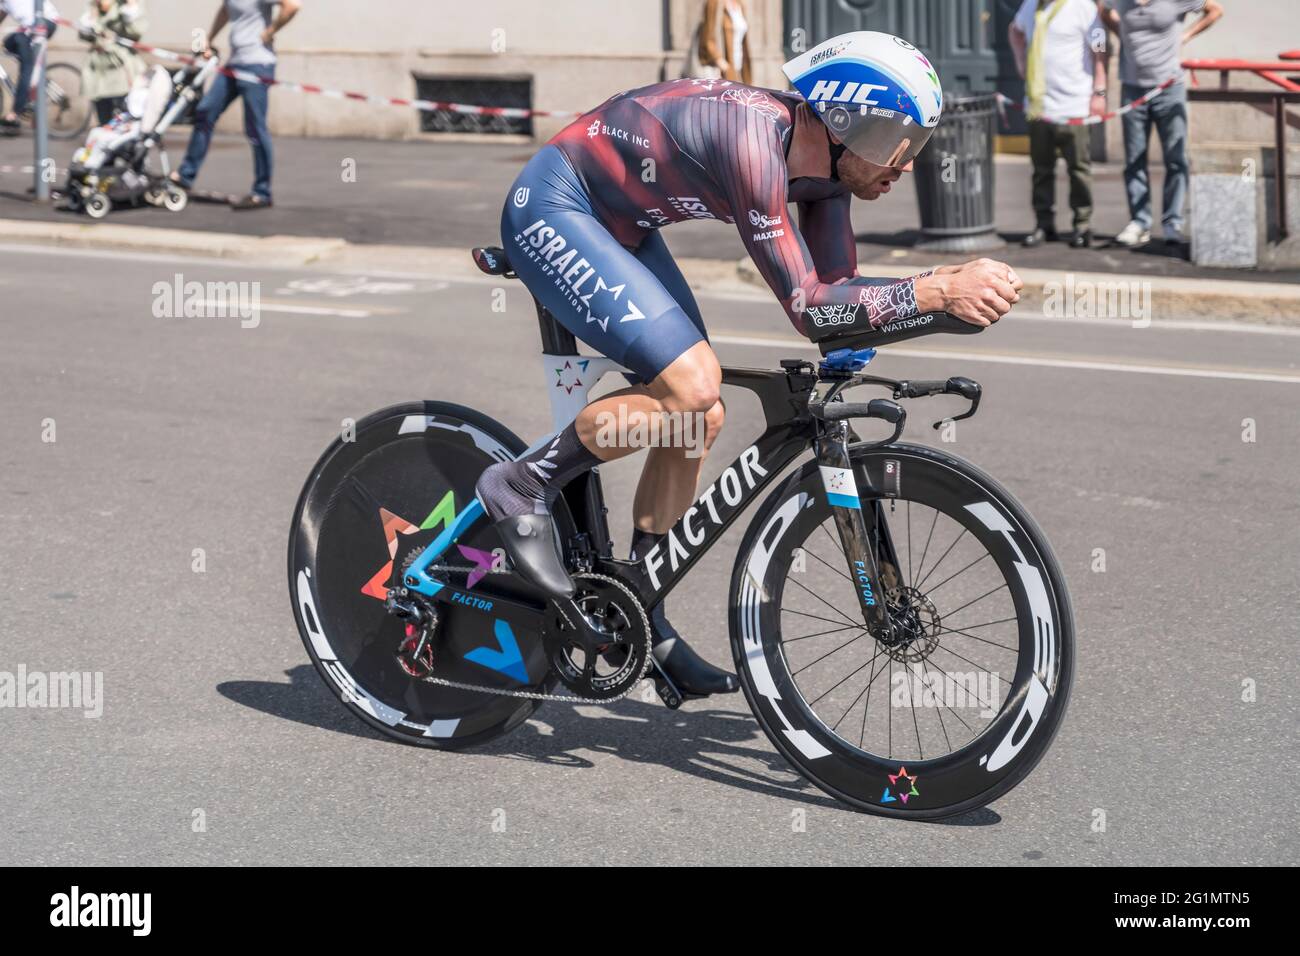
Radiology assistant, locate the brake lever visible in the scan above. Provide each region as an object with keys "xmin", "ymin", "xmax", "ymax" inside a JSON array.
[
  {"xmin": 936, "ymin": 376, "xmax": 981, "ymax": 428},
  {"xmin": 892, "ymin": 376, "xmax": 982, "ymax": 429}
]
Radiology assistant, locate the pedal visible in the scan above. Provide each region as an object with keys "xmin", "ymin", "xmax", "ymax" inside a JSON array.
[{"xmin": 653, "ymin": 671, "xmax": 683, "ymax": 709}]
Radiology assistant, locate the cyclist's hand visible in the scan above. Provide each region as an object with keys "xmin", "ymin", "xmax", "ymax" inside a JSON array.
[{"xmin": 939, "ymin": 258, "xmax": 1020, "ymax": 326}]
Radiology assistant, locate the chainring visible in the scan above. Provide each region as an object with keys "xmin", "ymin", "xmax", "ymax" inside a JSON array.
[{"xmin": 544, "ymin": 573, "xmax": 652, "ymax": 701}]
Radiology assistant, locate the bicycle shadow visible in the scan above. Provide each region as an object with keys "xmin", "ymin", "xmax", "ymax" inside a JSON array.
[{"xmin": 218, "ymin": 664, "xmax": 999, "ymax": 825}]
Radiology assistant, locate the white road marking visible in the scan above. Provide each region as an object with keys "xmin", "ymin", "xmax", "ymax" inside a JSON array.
[
  {"xmin": 206, "ymin": 300, "xmax": 375, "ymax": 318},
  {"xmin": 710, "ymin": 332, "xmax": 1300, "ymax": 385}
]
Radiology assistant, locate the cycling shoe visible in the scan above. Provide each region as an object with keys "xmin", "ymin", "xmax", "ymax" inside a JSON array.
[
  {"xmin": 476, "ymin": 470, "xmax": 574, "ymax": 599},
  {"xmin": 650, "ymin": 604, "xmax": 739, "ymax": 696}
]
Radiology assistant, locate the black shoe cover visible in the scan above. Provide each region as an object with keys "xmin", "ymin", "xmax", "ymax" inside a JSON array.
[
  {"xmin": 650, "ymin": 604, "xmax": 738, "ymax": 696},
  {"xmin": 475, "ymin": 480, "xmax": 574, "ymax": 600}
]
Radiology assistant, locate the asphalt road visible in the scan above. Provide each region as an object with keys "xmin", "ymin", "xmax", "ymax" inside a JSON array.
[{"xmin": 1, "ymin": 242, "xmax": 1297, "ymax": 866}]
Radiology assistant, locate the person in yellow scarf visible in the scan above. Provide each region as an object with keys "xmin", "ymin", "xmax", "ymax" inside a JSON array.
[{"xmin": 1010, "ymin": 0, "xmax": 1109, "ymax": 248}]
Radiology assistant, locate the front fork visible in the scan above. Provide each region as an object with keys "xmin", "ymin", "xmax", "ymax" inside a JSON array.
[{"xmin": 814, "ymin": 421, "xmax": 899, "ymax": 639}]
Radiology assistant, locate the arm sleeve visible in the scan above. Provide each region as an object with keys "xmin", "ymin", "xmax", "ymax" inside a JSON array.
[{"xmin": 710, "ymin": 104, "xmax": 923, "ymax": 339}]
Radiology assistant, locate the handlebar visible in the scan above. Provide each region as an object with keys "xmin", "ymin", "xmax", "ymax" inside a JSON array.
[{"xmin": 814, "ymin": 311, "xmax": 986, "ymax": 354}]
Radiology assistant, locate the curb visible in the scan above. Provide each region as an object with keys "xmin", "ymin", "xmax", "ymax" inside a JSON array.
[
  {"xmin": 736, "ymin": 256, "xmax": 1300, "ymax": 326},
  {"xmin": 3, "ymin": 217, "xmax": 1296, "ymax": 325}
]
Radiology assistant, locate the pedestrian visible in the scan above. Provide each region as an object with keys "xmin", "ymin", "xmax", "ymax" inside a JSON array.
[
  {"xmin": 1010, "ymin": 0, "xmax": 1109, "ymax": 249},
  {"xmin": 78, "ymin": 0, "xmax": 148, "ymax": 125},
  {"xmin": 1101, "ymin": 0, "xmax": 1222, "ymax": 249},
  {"xmin": 172, "ymin": 0, "xmax": 301, "ymax": 210},
  {"xmin": 686, "ymin": 0, "xmax": 752, "ymax": 83},
  {"xmin": 0, "ymin": 0, "xmax": 60, "ymax": 136}
]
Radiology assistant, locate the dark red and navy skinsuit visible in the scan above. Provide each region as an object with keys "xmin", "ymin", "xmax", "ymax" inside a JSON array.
[{"xmin": 501, "ymin": 78, "xmax": 922, "ymax": 383}]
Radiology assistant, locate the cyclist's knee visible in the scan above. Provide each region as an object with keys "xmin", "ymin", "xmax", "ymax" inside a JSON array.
[
  {"xmin": 703, "ymin": 398, "xmax": 725, "ymax": 444},
  {"xmin": 657, "ymin": 344, "xmax": 721, "ymax": 414}
]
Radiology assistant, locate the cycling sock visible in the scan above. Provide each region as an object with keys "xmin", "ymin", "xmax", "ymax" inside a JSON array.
[
  {"xmin": 629, "ymin": 527, "xmax": 663, "ymax": 562},
  {"xmin": 478, "ymin": 421, "xmax": 600, "ymax": 519}
]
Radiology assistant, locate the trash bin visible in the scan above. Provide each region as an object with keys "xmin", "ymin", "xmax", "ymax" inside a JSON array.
[{"xmin": 913, "ymin": 92, "xmax": 1004, "ymax": 253}]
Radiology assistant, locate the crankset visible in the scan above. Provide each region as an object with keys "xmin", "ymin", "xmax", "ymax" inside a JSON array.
[
  {"xmin": 384, "ymin": 550, "xmax": 652, "ymax": 704},
  {"xmin": 544, "ymin": 573, "xmax": 653, "ymax": 701}
]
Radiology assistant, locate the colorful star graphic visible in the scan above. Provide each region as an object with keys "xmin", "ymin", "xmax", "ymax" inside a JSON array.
[
  {"xmin": 554, "ymin": 359, "xmax": 589, "ymax": 394},
  {"xmin": 359, "ymin": 490, "xmax": 459, "ymax": 600},
  {"xmin": 880, "ymin": 766, "xmax": 920, "ymax": 805}
]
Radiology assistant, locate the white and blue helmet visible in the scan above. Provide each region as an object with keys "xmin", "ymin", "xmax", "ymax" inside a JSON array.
[{"xmin": 783, "ymin": 31, "xmax": 944, "ymax": 167}]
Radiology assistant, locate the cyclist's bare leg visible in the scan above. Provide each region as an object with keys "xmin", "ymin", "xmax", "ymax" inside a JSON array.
[
  {"xmin": 573, "ymin": 341, "xmax": 722, "ymax": 481},
  {"xmin": 569, "ymin": 342, "xmax": 736, "ymax": 694}
]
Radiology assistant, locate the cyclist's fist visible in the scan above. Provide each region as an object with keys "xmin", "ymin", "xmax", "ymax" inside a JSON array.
[{"xmin": 933, "ymin": 258, "xmax": 1020, "ymax": 326}]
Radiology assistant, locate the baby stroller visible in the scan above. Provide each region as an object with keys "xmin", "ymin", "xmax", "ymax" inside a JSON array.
[{"xmin": 63, "ymin": 56, "xmax": 218, "ymax": 219}]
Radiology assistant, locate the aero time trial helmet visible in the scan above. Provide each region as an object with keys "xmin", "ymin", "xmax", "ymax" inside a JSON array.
[{"xmin": 782, "ymin": 32, "xmax": 944, "ymax": 168}]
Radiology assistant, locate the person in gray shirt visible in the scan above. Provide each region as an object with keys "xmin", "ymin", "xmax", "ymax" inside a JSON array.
[
  {"xmin": 1100, "ymin": 0, "xmax": 1222, "ymax": 249},
  {"xmin": 173, "ymin": 0, "xmax": 302, "ymax": 209}
]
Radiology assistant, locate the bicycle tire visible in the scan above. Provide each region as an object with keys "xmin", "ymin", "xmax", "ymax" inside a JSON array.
[
  {"xmin": 44, "ymin": 62, "xmax": 90, "ymax": 140},
  {"xmin": 288, "ymin": 401, "xmax": 574, "ymax": 751},
  {"xmin": 728, "ymin": 441, "xmax": 1074, "ymax": 819}
]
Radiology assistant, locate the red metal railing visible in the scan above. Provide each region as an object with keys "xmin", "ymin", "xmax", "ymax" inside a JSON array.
[{"xmin": 1182, "ymin": 53, "xmax": 1300, "ymax": 240}]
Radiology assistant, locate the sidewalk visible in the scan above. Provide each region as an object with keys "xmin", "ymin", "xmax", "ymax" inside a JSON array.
[{"xmin": 1, "ymin": 131, "xmax": 1297, "ymax": 320}]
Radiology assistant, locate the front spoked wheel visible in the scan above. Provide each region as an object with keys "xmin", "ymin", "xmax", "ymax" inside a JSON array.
[{"xmin": 729, "ymin": 443, "xmax": 1074, "ymax": 819}]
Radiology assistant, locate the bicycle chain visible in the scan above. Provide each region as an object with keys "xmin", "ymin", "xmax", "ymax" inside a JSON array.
[{"xmin": 415, "ymin": 571, "xmax": 654, "ymax": 705}]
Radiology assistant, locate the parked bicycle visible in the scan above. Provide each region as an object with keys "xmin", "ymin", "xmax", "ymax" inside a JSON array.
[{"xmin": 0, "ymin": 49, "xmax": 90, "ymax": 139}]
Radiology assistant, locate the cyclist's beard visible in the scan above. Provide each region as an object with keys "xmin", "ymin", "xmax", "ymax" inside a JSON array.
[{"xmin": 835, "ymin": 151, "xmax": 904, "ymax": 201}]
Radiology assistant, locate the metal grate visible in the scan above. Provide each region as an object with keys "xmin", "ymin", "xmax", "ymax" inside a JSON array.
[{"xmin": 415, "ymin": 75, "xmax": 533, "ymax": 136}]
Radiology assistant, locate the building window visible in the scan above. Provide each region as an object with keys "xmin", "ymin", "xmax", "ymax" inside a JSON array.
[{"xmin": 415, "ymin": 75, "xmax": 534, "ymax": 136}]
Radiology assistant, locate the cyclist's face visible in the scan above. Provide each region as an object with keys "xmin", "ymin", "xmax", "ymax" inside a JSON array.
[{"xmin": 836, "ymin": 151, "xmax": 912, "ymax": 201}]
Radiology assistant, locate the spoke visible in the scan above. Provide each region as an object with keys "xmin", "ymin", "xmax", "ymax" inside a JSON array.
[
  {"xmin": 860, "ymin": 646, "xmax": 890, "ymax": 749},
  {"xmin": 941, "ymin": 582, "xmax": 1009, "ymax": 621},
  {"xmin": 918, "ymin": 659, "xmax": 953, "ymax": 751},
  {"xmin": 930, "ymin": 622, "xmax": 1019, "ymax": 654},
  {"xmin": 832, "ymin": 642, "xmax": 883, "ymax": 733},
  {"xmin": 809, "ymin": 649, "xmax": 879, "ymax": 708},
  {"xmin": 916, "ymin": 527, "xmax": 969, "ymax": 591},
  {"xmin": 802, "ymin": 546, "xmax": 855, "ymax": 586},
  {"xmin": 785, "ymin": 574, "xmax": 861, "ymax": 628},
  {"xmin": 781, "ymin": 622, "xmax": 865, "ymax": 645},
  {"xmin": 819, "ymin": 521, "xmax": 846, "ymax": 556},
  {"xmin": 915, "ymin": 658, "xmax": 978, "ymax": 736},
  {"xmin": 888, "ymin": 658, "xmax": 893, "ymax": 757},
  {"xmin": 913, "ymin": 508, "xmax": 940, "ymax": 586},
  {"xmin": 781, "ymin": 606, "xmax": 864, "ymax": 630},
  {"xmin": 789, "ymin": 632, "xmax": 865, "ymax": 678},
  {"xmin": 924, "ymin": 550, "xmax": 992, "ymax": 595},
  {"xmin": 906, "ymin": 500, "xmax": 914, "ymax": 589},
  {"xmin": 907, "ymin": 659, "xmax": 924, "ymax": 760},
  {"xmin": 926, "ymin": 644, "xmax": 1001, "ymax": 712}
]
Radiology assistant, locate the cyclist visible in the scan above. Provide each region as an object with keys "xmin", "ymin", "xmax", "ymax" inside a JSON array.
[
  {"xmin": 477, "ymin": 31, "xmax": 1023, "ymax": 697},
  {"xmin": 0, "ymin": 0, "xmax": 60, "ymax": 135}
]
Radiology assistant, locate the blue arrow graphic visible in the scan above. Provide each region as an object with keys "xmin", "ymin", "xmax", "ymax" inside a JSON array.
[
  {"xmin": 880, "ymin": 788, "xmax": 897, "ymax": 803},
  {"xmin": 464, "ymin": 619, "xmax": 530, "ymax": 684}
]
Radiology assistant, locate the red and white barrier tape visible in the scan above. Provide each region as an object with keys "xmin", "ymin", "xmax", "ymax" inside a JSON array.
[
  {"xmin": 53, "ymin": 17, "xmax": 581, "ymax": 120},
  {"xmin": 995, "ymin": 74, "xmax": 1180, "ymax": 127}
]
